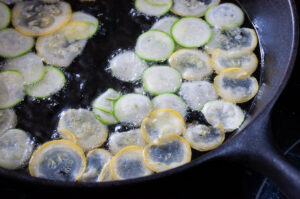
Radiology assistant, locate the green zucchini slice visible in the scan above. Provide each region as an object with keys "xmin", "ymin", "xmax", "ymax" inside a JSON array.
[
  {"xmin": 201, "ymin": 99, "xmax": 245, "ymax": 132},
  {"xmin": 135, "ymin": 30, "xmax": 175, "ymax": 62},
  {"xmin": 143, "ymin": 66, "xmax": 182, "ymax": 95},
  {"xmin": 205, "ymin": 3, "xmax": 244, "ymax": 30},
  {"xmin": 179, "ymin": 81, "xmax": 218, "ymax": 111},
  {"xmin": 0, "ymin": 2, "xmax": 10, "ymax": 30},
  {"xmin": 135, "ymin": 0, "xmax": 172, "ymax": 16},
  {"xmin": 0, "ymin": 70, "xmax": 24, "ymax": 109},
  {"xmin": 0, "ymin": 28, "xmax": 34, "ymax": 58},
  {"xmin": 171, "ymin": 17, "xmax": 212, "ymax": 48},
  {"xmin": 113, "ymin": 94, "xmax": 153, "ymax": 126},
  {"xmin": 171, "ymin": 0, "xmax": 220, "ymax": 17},
  {"xmin": 4, "ymin": 53, "xmax": 45, "ymax": 85},
  {"xmin": 25, "ymin": 66, "xmax": 65, "ymax": 98}
]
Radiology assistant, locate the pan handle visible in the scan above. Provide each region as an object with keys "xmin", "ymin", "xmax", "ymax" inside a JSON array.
[{"xmin": 223, "ymin": 107, "xmax": 300, "ymax": 199}]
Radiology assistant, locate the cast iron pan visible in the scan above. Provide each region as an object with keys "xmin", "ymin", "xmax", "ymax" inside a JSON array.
[{"xmin": 0, "ymin": 0, "xmax": 299, "ymax": 198}]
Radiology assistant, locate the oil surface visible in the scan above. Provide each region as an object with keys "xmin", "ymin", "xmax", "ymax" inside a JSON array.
[{"xmin": 1, "ymin": 0, "xmax": 261, "ymax": 173}]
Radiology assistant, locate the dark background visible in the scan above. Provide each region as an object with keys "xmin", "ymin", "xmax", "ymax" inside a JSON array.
[{"xmin": 0, "ymin": 1, "xmax": 299, "ymax": 199}]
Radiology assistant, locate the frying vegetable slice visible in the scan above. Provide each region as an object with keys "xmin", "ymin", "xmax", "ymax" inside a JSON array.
[
  {"xmin": 92, "ymin": 89, "xmax": 120, "ymax": 113},
  {"xmin": 92, "ymin": 88, "xmax": 120, "ymax": 125},
  {"xmin": 29, "ymin": 140, "xmax": 86, "ymax": 181},
  {"xmin": 145, "ymin": 0, "xmax": 170, "ymax": 6},
  {"xmin": 0, "ymin": 109, "xmax": 17, "ymax": 136},
  {"xmin": 152, "ymin": 93, "xmax": 187, "ymax": 118},
  {"xmin": 4, "ymin": 53, "xmax": 45, "ymax": 85},
  {"xmin": 205, "ymin": 3, "xmax": 244, "ymax": 30},
  {"xmin": 169, "ymin": 49, "xmax": 213, "ymax": 80},
  {"xmin": 205, "ymin": 28, "xmax": 258, "ymax": 54},
  {"xmin": 25, "ymin": 66, "xmax": 66, "ymax": 98},
  {"xmin": 58, "ymin": 109, "xmax": 108, "ymax": 151},
  {"xmin": 0, "ymin": 2, "xmax": 10, "ymax": 30},
  {"xmin": 58, "ymin": 128, "xmax": 77, "ymax": 144},
  {"xmin": 61, "ymin": 21, "xmax": 94, "ymax": 41},
  {"xmin": 110, "ymin": 146, "xmax": 153, "ymax": 180},
  {"xmin": 36, "ymin": 31, "xmax": 87, "ymax": 67},
  {"xmin": 211, "ymin": 49, "xmax": 258, "ymax": 75},
  {"xmin": 0, "ymin": 70, "xmax": 24, "ymax": 109},
  {"xmin": 113, "ymin": 94, "xmax": 153, "ymax": 126},
  {"xmin": 183, "ymin": 124, "xmax": 225, "ymax": 151},
  {"xmin": 135, "ymin": 0, "xmax": 172, "ymax": 16},
  {"xmin": 143, "ymin": 134, "xmax": 191, "ymax": 172},
  {"xmin": 201, "ymin": 99, "xmax": 245, "ymax": 132},
  {"xmin": 171, "ymin": 17, "xmax": 212, "ymax": 48},
  {"xmin": 71, "ymin": 11, "xmax": 99, "ymax": 38},
  {"xmin": 179, "ymin": 81, "xmax": 218, "ymax": 111},
  {"xmin": 109, "ymin": 51, "xmax": 148, "ymax": 82},
  {"xmin": 0, "ymin": 129, "xmax": 33, "ymax": 170},
  {"xmin": 0, "ymin": 28, "xmax": 34, "ymax": 58},
  {"xmin": 108, "ymin": 129, "xmax": 146, "ymax": 155},
  {"xmin": 143, "ymin": 66, "xmax": 182, "ymax": 95},
  {"xmin": 135, "ymin": 30, "xmax": 175, "ymax": 62},
  {"xmin": 94, "ymin": 109, "xmax": 118, "ymax": 125},
  {"xmin": 80, "ymin": 149, "xmax": 112, "ymax": 182},
  {"xmin": 151, "ymin": 16, "xmax": 179, "ymax": 36},
  {"xmin": 171, "ymin": 0, "xmax": 220, "ymax": 17},
  {"xmin": 141, "ymin": 108, "xmax": 186, "ymax": 143},
  {"xmin": 98, "ymin": 163, "xmax": 113, "ymax": 182},
  {"xmin": 12, "ymin": 1, "xmax": 72, "ymax": 36},
  {"xmin": 214, "ymin": 68, "xmax": 259, "ymax": 103}
]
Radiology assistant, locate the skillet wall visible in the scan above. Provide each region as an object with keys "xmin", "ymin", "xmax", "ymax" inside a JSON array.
[
  {"xmin": 0, "ymin": 0, "xmax": 298, "ymax": 193},
  {"xmin": 236, "ymin": 0, "xmax": 298, "ymax": 131}
]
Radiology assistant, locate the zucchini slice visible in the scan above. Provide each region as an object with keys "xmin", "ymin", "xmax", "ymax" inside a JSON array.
[
  {"xmin": 179, "ymin": 81, "xmax": 218, "ymax": 111},
  {"xmin": 143, "ymin": 134, "xmax": 191, "ymax": 172},
  {"xmin": 94, "ymin": 109, "xmax": 118, "ymax": 125},
  {"xmin": 171, "ymin": 0, "xmax": 220, "ymax": 17},
  {"xmin": 0, "ymin": 109, "xmax": 17, "ymax": 136},
  {"xmin": 205, "ymin": 3, "xmax": 244, "ymax": 30},
  {"xmin": 0, "ymin": 2, "xmax": 10, "ymax": 30},
  {"xmin": 108, "ymin": 129, "xmax": 146, "ymax": 155},
  {"xmin": 71, "ymin": 11, "xmax": 99, "ymax": 38},
  {"xmin": 214, "ymin": 68, "xmax": 259, "ymax": 103},
  {"xmin": 58, "ymin": 109, "xmax": 108, "ymax": 151},
  {"xmin": 141, "ymin": 108, "xmax": 186, "ymax": 143},
  {"xmin": 36, "ymin": 31, "xmax": 88, "ymax": 67},
  {"xmin": 92, "ymin": 88, "xmax": 120, "ymax": 113},
  {"xmin": 135, "ymin": 0, "xmax": 172, "ymax": 17},
  {"xmin": 110, "ymin": 146, "xmax": 153, "ymax": 180},
  {"xmin": 29, "ymin": 140, "xmax": 86, "ymax": 181},
  {"xmin": 25, "ymin": 66, "xmax": 65, "ymax": 98},
  {"xmin": 171, "ymin": 17, "xmax": 212, "ymax": 48},
  {"xmin": 61, "ymin": 21, "xmax": 94, "ymax": 41},
  {"xmin": 211, "ymin": 49, "xmax": 258, "ymax": 75},
  {"xmin": 0, "ymin": 28, "xmax": 34, "ymax": 58},
  {"xmin": 135, "ymin": 30, "xmax": 175, "ymax": 62},
  {"xmin": 143, "ymin": 66, "xmax": 182, "ymax": 95},
  {"xmin": 152, "ymin": 93, "xmax": 187, "ymax": 118},
  {"xmin": 169, "ymin": 49, "xmax": 213, "ymax": 81},
  {"xmin": 201, "ymin": 99, "xmax": 245, "ymax": 132},
  {"xmin": 80, "ymin": 149, "xmax": 112, "ymax": 182},
  {"xmin": 0, "ymin": 129, "xmax": 34, "ymax": 170},
  {"xmin": 109, "ymin": 51, "xmax": 148, "ymax": 82},
  {"xmin": 98, "ymin": 162, "xmax": 113, "ymax": 182},
  {"xmin": 4, "ymin": 53, "xmax": 45, "ymax": 85},
  {"xmin": 151, "ymin": 16, "xmax": 179, "ymax": 35},
  {"xmin": 0, "ymin": 70, "xmax": 24, "ymax": 109},
  {"xmin": 113, "ymin": 94, "xmax": 153, "ymax": 126},
  {"xmin": 183, "ymin": 124, "xmax": 225, "ymax": 151},
  {"xmin": 205, "ymin": 28, "xmax": 258, "ymax": 54},
  {"xmin": 12, "ymin": 1, "xmax": 72, "ymax": 36}
]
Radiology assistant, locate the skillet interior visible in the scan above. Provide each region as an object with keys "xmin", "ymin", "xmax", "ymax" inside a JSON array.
[{"xmin": 0, "ymin": 0, "xmax": 298, "ymax": 187}]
